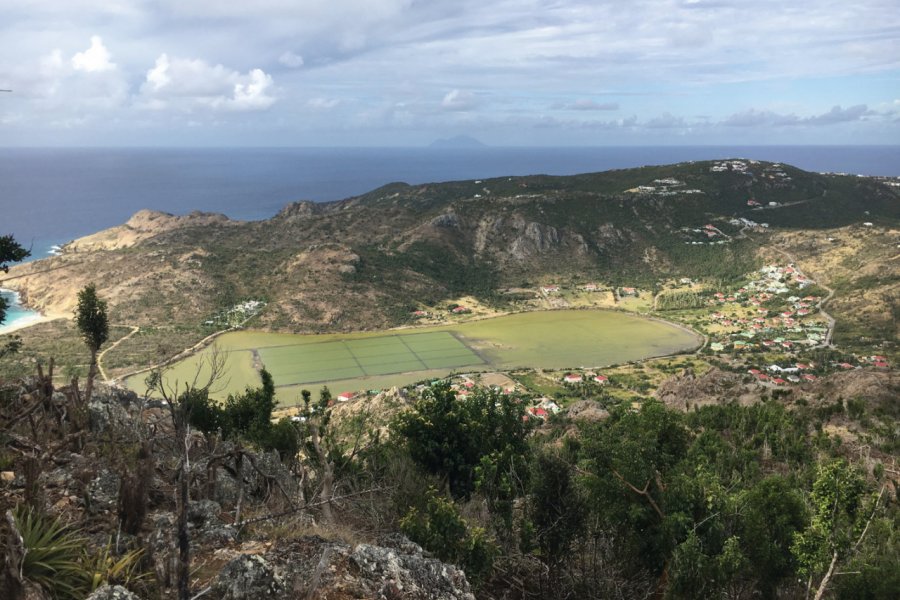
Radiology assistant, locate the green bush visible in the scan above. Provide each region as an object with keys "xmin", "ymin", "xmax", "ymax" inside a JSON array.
[{"xmin": 400, "ymin": 487, "xmax": 497, "ymax": 585}]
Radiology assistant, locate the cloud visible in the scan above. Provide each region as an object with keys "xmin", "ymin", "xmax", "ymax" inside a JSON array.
[
  {"xmin": 645, "ymin": 112, "xmax": 687, "ymax": 129},
  {"xmin": 552, "ymin": 99, "xmax": 620, "ymax": 111},
  {"xmin": 441, "ymin": 89, "xmax": 477, "ymax": 111},
  {"xmin": 722, "ymin": 109, "xmax": 800, "ymax": 127},
  {"xmin": 307, "ymin": 97, "xmax": 340, "ymax": 109},
  {"xmin": 805, "ymin": 104, "xmax": 871, "ymax": 124},
  {"xmin": 71, "ymin": 36, "xmax": 115, "ymax": 72},
  {"xmin": 278, "ymin": 51, "xmax": 304, "ymax": 68},
  {"xmin": 139, "ymin": 54, "xmax": 276, "ymax": 111},
  {"xmin": 723, "ymin": 104, "xmax": 872, "ymax": 127}
]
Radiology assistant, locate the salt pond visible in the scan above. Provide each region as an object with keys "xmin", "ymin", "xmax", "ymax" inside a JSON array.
[{"xmin": 126, "ymin": 309, "xmax": 702, "ymax": 402}]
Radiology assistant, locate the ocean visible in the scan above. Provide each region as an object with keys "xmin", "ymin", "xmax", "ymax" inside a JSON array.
[
  {"xmin": 2, "ymin": 145, "xmax": 898, "ymax": 259},
  {"xmin": 0, "ymin": 289, "xmax": 44, "ymax": 334}
]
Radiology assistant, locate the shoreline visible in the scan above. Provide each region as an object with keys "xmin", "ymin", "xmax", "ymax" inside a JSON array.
[
  {"xmin": 0, "ymin": 313, "xmax": 56, "ymax": 335},
  {"xmin": 0, "ymin": 288, "xmax": 67, "ymax": 335}
]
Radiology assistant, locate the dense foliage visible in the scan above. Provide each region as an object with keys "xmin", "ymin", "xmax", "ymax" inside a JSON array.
[
  {"xmin": 181, "ymin": 369, "xmax": 299, "ymax": 458},
  {"xmin": 389, "ymin": 395, "xmax": 898, "ymax": 599}
]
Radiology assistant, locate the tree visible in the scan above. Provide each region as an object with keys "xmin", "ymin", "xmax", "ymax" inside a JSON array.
[
  {"xmin": 792, "ymin": 459, "xmax": 879, "ymax": 600},
  {"xmin": 393, "ymin": 382, "xmax": 531, "ymax": 500},
  {"xmin": 75, "ymin": 284, "xmax": 108, "ymax": 404},
  {"xmin": 222, "ymin": 369, "xmax": 276, "ymax": 440},
  {"xmin": 0, "ymin": 236, "xmax": 30, "ymax": 346},
  {"xmin": 527, "ymin": 448, "xmax": 587, "ymax": 578},
  {"xmin": 145, "ymin": 349, "xmax": 226, "ymax": 600}
]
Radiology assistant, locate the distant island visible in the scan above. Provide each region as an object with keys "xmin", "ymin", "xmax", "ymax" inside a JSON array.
[{"xmin": 428, "ymin": 134, "xmax": 487, "ymax": 148}]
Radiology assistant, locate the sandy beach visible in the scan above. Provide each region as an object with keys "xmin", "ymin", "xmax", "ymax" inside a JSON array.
[
  {"xmin": 0, "ymin": 313, "xmax": 57, "ymax": 335},
  {"xmin": 0, "ymin": 288, "xmax": 66, "ymax": 335}
]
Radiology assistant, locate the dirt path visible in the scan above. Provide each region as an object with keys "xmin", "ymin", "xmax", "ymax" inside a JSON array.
[{"xmin": 98, "ymin": 325, "xmax": 140, "ymax": 383}]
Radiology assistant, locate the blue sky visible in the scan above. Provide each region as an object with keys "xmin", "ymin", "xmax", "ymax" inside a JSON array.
[{"xmin": 1, "ymin": 0, "xmax": 898, "ymax": 146}]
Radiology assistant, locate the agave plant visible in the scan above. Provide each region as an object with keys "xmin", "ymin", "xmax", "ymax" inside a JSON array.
[
  {"xmin": 82, "ymin": 540, "xmax": 149, "ymax": 592},
  {"xmin": 12, "ymin": 506, "xmax": 89, "ymax": 600}
]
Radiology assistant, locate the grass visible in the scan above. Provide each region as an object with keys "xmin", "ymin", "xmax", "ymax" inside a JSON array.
[{"xmin": 127, "ymin": 309, "xmax": 701, "ymax": 401}]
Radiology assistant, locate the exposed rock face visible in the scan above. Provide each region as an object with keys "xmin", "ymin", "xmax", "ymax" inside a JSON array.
[
  {"xmin": 655, "ymin": 367, "xmax": 755, "ymax": 409},
  {"xmin": 85, "ymin": 585, "xmax": 142, "ymax": 600},
  {"xmin": 210, "ymin": 536, "xmax": 475, "ymax": 600},
  {"xmin": 85, "ymin": 468, "xmax": 121, "ymax": 513},
  {"xmin": 566, "ymin": 400, "xmax": 610, "ymax": 422},
  {"xmin": 211, "ymin": 555, "xmax": 285, "ymax": 600},
  {"xmin": 430, "ymin": 212, "xmax": 460, "ymax": 229},
  {"xmin": 276, "ymin": 201, "xmax": 318, "ymax": 219}
]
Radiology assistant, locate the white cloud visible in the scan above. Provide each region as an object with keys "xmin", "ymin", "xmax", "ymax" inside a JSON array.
[
  {"xmin": 278, "ymin": 51, "xmax": 304, "ymax": 68},
  {"xmin": 553, "ymin": 99, "xmax": 620, "ymax": 111},
  {"xmin": 441, "ymin": 89, "xmax": 477, "ymax": 111},
  {"xmin": 723, "ymin": 104, "xmax": 872, "ymax": 127},
  {"xmin": 307, "ymin": 97, "xmax": 340, "ymax": 109},
  {"xmin": 71, "ymin": 35, "xmax": 115, "ymax": 72},
  {"xmin": 139, "ymin": 54, "xmax": 276, "ymax": 111},
  {"xmin": 231, "ymin": 69, "xmax": 275, "ymax": 110}
]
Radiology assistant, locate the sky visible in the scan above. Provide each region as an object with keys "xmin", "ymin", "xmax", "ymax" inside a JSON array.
[{"xmin": 1, "ymin": 0, "xmax": 898, "ymax": 146}]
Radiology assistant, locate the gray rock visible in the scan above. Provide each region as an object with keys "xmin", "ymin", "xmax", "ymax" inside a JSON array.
[
  {"xmin": 430, "ymin": 212, "xmax": 460, "ymax": 228},
  {"xmin": 349, "ymin": 543, "xmax": 475, "ymax": 600},
  {"xmin": 188, "ymin": 499, "xmax": 222, "ymax": 528},
  {"xmin": 85, "ymin": 469, "xmax": 121, "ymax": 513},
  {"xmin": 211, "ymin": 554, "xmax": 284, "ymax": 600},
  {"xmin": 147, "ymin": 512, "xmax": 177, "ymax": 588},
  {"xmin": 188, "ymin": 500, "xmax": 238, "ymax": 543},
  {"xmin": 88, "ymin": 390, "xmax": 136, "ymax": 436},
  {"xmin": 86, "ymin": 584, "xmax": 142, "ymax": 600},
  {"xmin": 266, "ymin": 535, "xmax": 474, "ymax": 600}
]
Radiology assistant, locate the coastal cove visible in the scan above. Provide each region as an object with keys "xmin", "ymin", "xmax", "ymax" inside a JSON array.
[
  {"xmin": 0, "ymin": 289, "xmax": 44, "ymax": 334},
  {"xmin": 124, "ymin": 309, "xmax": 702, "ymax": 402}
]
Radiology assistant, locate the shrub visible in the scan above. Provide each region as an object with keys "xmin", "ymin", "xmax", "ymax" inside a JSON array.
[
  {"xmin": 12, "ymin": 506, "xmax": 89, "ymax": 599},
  {"xmin": 400, "ymin": 487, "xmax": 497, "ymax": 585}
]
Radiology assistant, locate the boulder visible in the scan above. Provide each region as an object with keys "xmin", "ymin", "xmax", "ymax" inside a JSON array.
[
  {"xmin": 86, "ymin": 584, "xmax": 142, "ymax": 600},
  {"xmin": 211, "ymin": 554, "xmax": 284, "ymax": 600},
  {"xmin": 256, "ymin": 535, "xmax": 475, "ymax": 600}
]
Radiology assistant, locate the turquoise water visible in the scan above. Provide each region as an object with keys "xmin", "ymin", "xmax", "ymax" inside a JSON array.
[{"xmin": 0, "ymin": 289, "xmax": 40, "ymax": 333}]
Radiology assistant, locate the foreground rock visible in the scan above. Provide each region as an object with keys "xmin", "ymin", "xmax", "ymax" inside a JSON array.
[{"xmin": 209, "ymin": 535, "xmax": 475, "ymax": 600}]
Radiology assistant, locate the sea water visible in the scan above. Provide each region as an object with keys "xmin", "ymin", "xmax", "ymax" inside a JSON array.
[
  {"xmin": 2, "ymin": 146, "xmax": 898, "ymax": 259},
  {"xmin": 0, "ymin": 289, "xmax": 41, "ymax": 334}
]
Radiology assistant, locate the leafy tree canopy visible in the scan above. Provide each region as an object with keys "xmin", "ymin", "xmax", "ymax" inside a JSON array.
[{"xmin": 393, "ymin": 382, "xmax": 531, "ymax": 499}]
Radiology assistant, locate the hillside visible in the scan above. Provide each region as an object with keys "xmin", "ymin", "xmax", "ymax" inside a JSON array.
[
  {"xmin": 2, "ymin": 159, "xmax": 898, "ymax": 377},
  {"xmin": 1, "ymin": 159, "xmax": 899, "ymax": 600}
]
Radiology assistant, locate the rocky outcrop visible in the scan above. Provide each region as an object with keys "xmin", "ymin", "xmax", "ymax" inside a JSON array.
[
  {"xmin": 276, "ymin": 201, "xmax": 321, "ymax": 220},
  {"xmin": 86, "ymin": 585, "xmax": 142, "ymax": 600},
  {"xmin": 655, "ymin": 367, "xmax": 755, "ymax": 409},
  {"xmin": 430, "ymin": 212, "xmax": 460, "ymax": 229},
  {"xmin": 566, "ymin": 400, "xmax": 610, "ymax": 422},
  {"xmin": 211, "ymin": 555, "xmax": 284, "ymax": 600},
  {"xmin": 65, "ymin": 210, "xmax": 235, "ymax": 252},
  {"xmin": 208, "ymin": 536, "xmax": 475, "ymax": 600}
]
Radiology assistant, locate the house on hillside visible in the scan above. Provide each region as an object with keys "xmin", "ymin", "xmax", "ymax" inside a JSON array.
[{"xmin": 563, "ymin": 373, "xmax": 583, "ymax": 384}]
